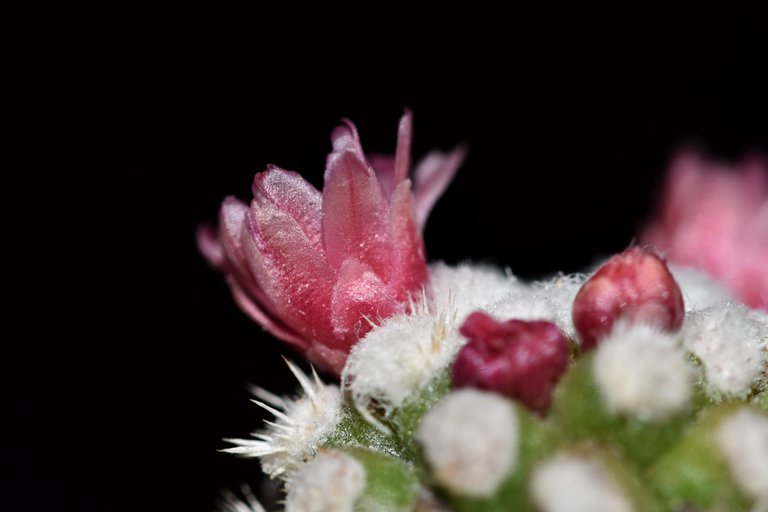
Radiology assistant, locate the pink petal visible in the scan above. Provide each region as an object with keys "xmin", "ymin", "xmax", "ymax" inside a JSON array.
[
  {"xmin": 734, "ymin": 263, "xmax": 768, "ymax": 310},
  {"xmin": 226, "ymin": 276, "xmax": 310, "ymax": 351},
  {"xmin": 388, "ymin": 179, "xmax": 428, "ymax": 303},
  {"xmin": 323, "ymin": 134, "xmax": 392, "ymax": 280},
  {"xmin": 214, "ymin": 197, "xmax": 279, "ymax": 309},
  {"xmin": 393, "ymin": 109, "xmax": 413, "ymax": 187},
  {"xmin": 196, "ymin": 223, "xmax": 226, "ymax": 270},
  {"xmin": 217, "ymin": 196, "xmax": 251, "ymax": 276},
  {"xmin": 367, "ymin": 110, "xmax": 414, "ymax": 201},
  {"xmin": 330, "ymin": 119, "xmax": 366, "ymax": 159},
  {"xmin": 330, "ymin": 258, "xmax": 399, "ymax": 349},
  {"xmin": 732, "ymin": 201, "xmax": 768, "ymax": 309},
  {"xmin": 737, "ymin": 157, "xmax": 768, "ymax": 205},
  {"xmin": 252, "ymin": 166, "xmax": 324, "ymax": 253},
  {"xmin": 412, "ymin": 145, "xmax": 467, "ymax": 229},
  {"xmin": 367, "ymin": 153, "xmax": 397, "ymax": 200},
  {"xmin": 305, "ymin": 342, "xmax": 349, "ymax": 375},
  {"xmin": 653, "ymin": 149, "xmax": 705, "ymax": 237},
  {"xmin": 198, "ymin": 198, "xmax": 289, "ymax": 325},
  {"xmin": 243, "ymin": 203, "xmax": 337, "ymax": 344}
]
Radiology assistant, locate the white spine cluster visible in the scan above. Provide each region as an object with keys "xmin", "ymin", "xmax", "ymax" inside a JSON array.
[
  {"xmin": 416, "ymin": 389, "xmax": 519, "ymax": 498},
  {"xmin": 592, "ymin": 322, "xmax": 692, "ymax": 420},
  {"xmin": 222, "ymin": 360, "xmax": 342, "ymax": 478},
  {"xmin": 343, "ymin": 311, "xmax": 463, "ymax": 420},
  {"xmin": 284, "ymin": 451, "xmax": 366, "ymax": 512},
  {"xmin": 429, "ymin": 261, "xmax": 585, "ymax": 338},
  {"xmin": 217, "ymin": 487, "xmax": 267, "ymax": 512},
  {"xmin": 715, "ymin": 408, "xmax": 768, "ymax": 501},
  {"xmin": 530, "ymin": 454, "xmax": 633, "ymax": 512},
  {"xmin": 429, "ymin": 261, "xmax": 520, "ymax": 320},
  {"xmin": 683, "ymin": 303, "xmax": 768, "ymax": 397}
]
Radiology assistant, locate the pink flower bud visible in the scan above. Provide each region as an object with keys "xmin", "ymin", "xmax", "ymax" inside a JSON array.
[
  {"xmin": 198, "ymin": 111, "xmax": 465, "ymax": 374},
  {"xmin": 452, "ymin": 312, "xmax": 570, "ymax": 415},
  {"xmin": 572, "ymin": 247, "xmax": 684, "ymax": 349}
]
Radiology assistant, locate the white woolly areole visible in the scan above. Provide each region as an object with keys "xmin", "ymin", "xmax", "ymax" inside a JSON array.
[
  {"xmin": 284, "ymin": 451, "xmax": 366, "ymax": 512},
  {"xmin": 429, "ymin": 261, "xmax": 520, "ymax": 321},
  {"xmin": 416, "ymin": 389, "xmax": 518, "ymax": 498},
  {"xmin": 222, "ymin": 361, "xmax": 342, "ymax": 478},
  {"xmin": 593, "ymin": 322, "xmax": 692, "ymax": 420},
  {"xmin": 530, "ymin": 454, "xmax": 632, "ymax": 512},
  {"xmin": 343, "ymin": 312, "xmax": 464, "ymax": 417},
  {"xmin": 715, "ymin": 408, "xmax": 768, "ymax": 500},
  {"xmin": 488, "ymin": 273, "xmax": 586, "ymax": 339},
  {"xmin": 683, "ymin": 303, "xmax": 768, "ymax": 397},
  {"xmin": 669, "ymin": 265, "xmax": 734, "ymax": 312}
]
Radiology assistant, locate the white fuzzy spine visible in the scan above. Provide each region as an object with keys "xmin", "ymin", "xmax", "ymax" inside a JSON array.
[{"xmin": 222, "ymin": 360, "xmax": 342, "ymax": 478}]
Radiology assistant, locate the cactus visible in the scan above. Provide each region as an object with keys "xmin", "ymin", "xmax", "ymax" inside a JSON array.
[
  {"xmin": 219, "ymin": 272, "xmax": 767, "ymax": 511},
  {"xmin": 200, "ymin": 115, "xmax": 768, "ymax": 511}
]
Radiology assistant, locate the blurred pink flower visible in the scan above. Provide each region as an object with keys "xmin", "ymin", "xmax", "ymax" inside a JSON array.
[
  {"xmin": 641, "ymin": 150, "xmax": 768, "ymax": 310},
  {"xmin": 198, "ymin": 112, "xmax": 465, "ymax": 374}
]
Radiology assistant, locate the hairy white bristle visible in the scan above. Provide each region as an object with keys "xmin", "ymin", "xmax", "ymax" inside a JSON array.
[
  {"xmin": 488, "ymin": 273, "xmax": 586, "ymax": 339},
  {"xmin": 683, "ymin": 303, "xmax": 768, "ymax": 397},
  {"xmin": 284, "ymin": 451, "xmax": 366, "ymax": 512},
  {"xmin": 217, "ymin": 486, "xmax": 267, "ymax": 512},
  {"xmin": 343, "ymin": 311, "xmax": 464, "ymax": 418},
  {"xmin": 222, "ymin": 360, "xmax": 342, "ymax": 478},
  {"xmin": 429, "ymin": 262, "xmax": 584, "ymax": 337},
  {"xmin": 593, "ymin": 322, "xmax": 692, "ymax": 420},
  {"xmin": 429, "ymin": 261, "xmax": 520, "ymax": 321},
  {"xmin": 669, "ymin": 265, "xmax": 734, "ymax": 312},
  {"xmin": 530, "ymin": 453, "xmax": 632, "ymax": 512},
  {"xmin": 715, "ymin": 408, "xmax": 768, "ymax": 500},
  {"xmin": 416, "ymin": 389, "xmax": 518, "ymax": 497}
]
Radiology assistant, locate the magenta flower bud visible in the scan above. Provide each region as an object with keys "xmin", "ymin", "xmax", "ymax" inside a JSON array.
[
  {"xmin": 198, "ymin": 111, "xmax": 465, "ymax": 375},
  {"xmin": 452, "ymin": 312, "xmax": 570, "ymax": 415},
  {"xmin": 572, "ymin": 247, "xmax": 685, "ymax": 349}
]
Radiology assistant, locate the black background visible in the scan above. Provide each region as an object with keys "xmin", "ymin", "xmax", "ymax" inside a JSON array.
[{"xmin": 43, "ymin": 39, "xmax": 766, "ymax": 511}]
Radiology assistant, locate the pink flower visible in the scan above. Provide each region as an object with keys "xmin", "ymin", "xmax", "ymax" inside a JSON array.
[
  {"xmin": 572, "ymin": 247, "xmax": 685, "ymax": 349},
  {"xmin": 197, "ymin": 112, "xmax": 465, "ymax": 374},
  {"xmin": 452, "ymin": 312, "xmax": 570, "ymax": 415},
  {"xmin": 641, "ymin": 149, "xmax": 768, "ymax": 310}
]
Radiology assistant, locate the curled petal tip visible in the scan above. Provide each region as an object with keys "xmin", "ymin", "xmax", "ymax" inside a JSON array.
[
  {"xmin": 251, "ymin": 166, "xmax": 324, "ymax": 252},
  {"xmin": 196, "ymin": 223, "xmax": 226, "ymax": 269},
  {"xmin": 330, "ymin": 118, "xmax": 364, "ymax": 156},
  {"xmin": 413, "ymin": 144, "xmax": 467, "ymax": 229},
  {"xmin": 394, "ymin": 109, "xmax": 413, "ymax": 185}
]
